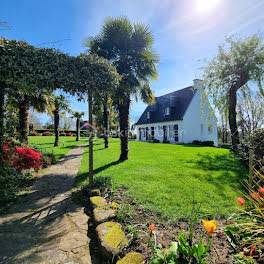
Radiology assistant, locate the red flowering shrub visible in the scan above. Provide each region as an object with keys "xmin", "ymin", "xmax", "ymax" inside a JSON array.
[
  {"xmin": 2, "ymin": 139, "xmax": 42, "ymax": 171},
  {"xmin": 66, "ymin": 132, "xmax": 72, "ymax": 136},
  {"xmin": 13, "ymin": 148, "xmax": 42, "ymax": 171},
  {"xmin": 43, "ymin": 131, "xmax": 52, "ymax": 136},
  {"xmin": 30, "ymin": 131, "xmax": 39, "ymax": 136}
]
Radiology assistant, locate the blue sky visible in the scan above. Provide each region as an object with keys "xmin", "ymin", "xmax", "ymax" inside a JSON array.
[{"xmin": 1, "ymin": 0, "xmax": 264, "ymax": 125}]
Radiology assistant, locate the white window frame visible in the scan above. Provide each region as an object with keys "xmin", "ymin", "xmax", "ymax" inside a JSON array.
[
  {"xmin": 164, "ymin": 107, "xmax": 170, "ymax": 116},
  {"xmin": 208, "ymin": 124, "xmax": 212, "ymax": 134}
]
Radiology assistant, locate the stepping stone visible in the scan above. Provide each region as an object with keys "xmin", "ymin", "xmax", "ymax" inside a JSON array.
[
  {"xmin": 90, "ymin": 196, "xmax": 108, "ymax": 208},
  {"xmin": 96, "ymin": 222, "xmax": 128, "ymax": 259},
  {"xmin": 93, "ymin": 207, "xmax": 117, "ymax": 224},
  {"xmin": 89, "ymin": 188, "xmax": 101, "ymax": 197},
  {"xmin": 117, "ymin": 252, "xmax": 144, "ymax": 264}
]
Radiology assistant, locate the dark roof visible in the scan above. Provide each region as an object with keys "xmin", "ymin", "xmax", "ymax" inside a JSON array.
[{"xmin": 135, "ymin": 86, "xmax": 196, "ymax": 125}]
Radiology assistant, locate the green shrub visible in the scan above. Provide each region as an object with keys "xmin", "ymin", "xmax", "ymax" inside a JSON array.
[
  {"xmin": 0, "ymin": 165, "xmax": 32, "ymax": 212},
  {"xmin": 202, "ymin": 141, "xmax": 214, "ymax": 147}
]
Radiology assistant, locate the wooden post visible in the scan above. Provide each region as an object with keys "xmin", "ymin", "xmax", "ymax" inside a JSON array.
[
  {"xmin": 249, "ymin": 149, "xmax": 253, "ymax": 187},
  {"xmin": 88, "ymin": 92, "xmax": 93, "ymax": 187}
]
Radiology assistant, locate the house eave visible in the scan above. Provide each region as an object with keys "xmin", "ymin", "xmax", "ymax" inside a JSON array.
[{"xmin": 135, "ymin": 119, "xmax": 183, "ymax": 126}]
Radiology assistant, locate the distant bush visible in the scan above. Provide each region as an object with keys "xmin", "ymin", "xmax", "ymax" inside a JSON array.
[
  {"xmin": 202, "ymin": 141, "xmax": 214, "ymax": 147},
  {"xmin": 66, "ymin": 132, "xmax": 72, "ymax": 137},
  {"xmin": 153, "ymin": 139, "xmax": 160, "ymax": 143},
  {"xmin": 219, "ymin": 143, "xmax": 232, "ymax": 149},
  {"xmin": 43, "ymin": 131, "xmax": 52, "ymax": 136},
  {"xmin": 192, "ymin": 140, "xmax": 214, "ymax": 147},
  {"xmin": 129, "ymin": 134, "xmax": 137, "ymax": 139},
  {"xmin": 192, "ymin": 140, "xmax": 202, "ymax": 145},
  {"xmin": 163, "ymin": 140, "xmax": 170, "ymax": 144},
  {"xmin": 30, "ymin": 131, "xmax": 38, "ymax": 136}
]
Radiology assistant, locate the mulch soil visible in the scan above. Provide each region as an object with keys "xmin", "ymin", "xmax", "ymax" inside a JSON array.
[{"xmin": 97, "ymin": 187, "xmax": 235, "ymax": 264}]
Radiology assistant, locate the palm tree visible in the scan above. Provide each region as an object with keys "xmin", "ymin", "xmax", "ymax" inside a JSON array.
[
  {"xmin": 46, "ymin": 95, "xmax": 70, "ymax": 147},
  {"xmin": 85, "ymin": 17, "xmax": 159, "ymax": 160},
  {"xmin": 71, "ymin": 111, "xmax": 85, "ymax": 141},
  {"xmin": 7, "ymin": 93, "xmax": 49, "ymax": 144}
]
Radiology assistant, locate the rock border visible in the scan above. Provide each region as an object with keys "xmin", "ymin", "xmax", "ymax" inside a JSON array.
[{"xmin": 88, "ymin": 189, "xmax": 144, "ymax": 263}]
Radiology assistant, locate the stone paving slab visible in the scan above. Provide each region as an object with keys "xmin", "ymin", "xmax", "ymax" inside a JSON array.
[{"xmin": 0, "ymin": 144, "xmax": 91, "ymax": 264}]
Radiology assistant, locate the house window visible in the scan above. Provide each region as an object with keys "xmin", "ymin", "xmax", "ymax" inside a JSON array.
[
  {"xmin": 201, "ymin": 124, "xmax": 203, "ymax": 135},
  {"xmin": 208, "ymin": 124, "xmax": 212, "ymax": 134},
  {"xmin": 146, "ymin": 112, "xmax": 150, "ymax": 119},
  {"xmin": 169, "ymin": 125, "xmax": 173, "ymax": 138},
  {"xmin": 164, "ymin": 107, "xmax": 170, "ymax": 116}
]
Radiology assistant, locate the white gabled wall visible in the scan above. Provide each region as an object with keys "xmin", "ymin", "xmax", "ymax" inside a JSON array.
[{"xmin": 182, "ymin": 79, "xmax": 218, "ymax": 146}]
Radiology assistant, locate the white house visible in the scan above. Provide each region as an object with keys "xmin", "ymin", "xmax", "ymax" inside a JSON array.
[{"xmin": 134, "ymin": 79, "xmax": 218, "ymax": 146}]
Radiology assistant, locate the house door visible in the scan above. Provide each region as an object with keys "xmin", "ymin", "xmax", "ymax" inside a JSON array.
[
  {"xmin": 163, "ymin": 126, "xmax": 167, "ymax": 141},
  {"xmin": 174, "ymin": 124, "xmax": 179, "ymax": 142},
  {"xmin": 139, "ymin": 128, "xmax": 142, "ymax": 140},
  {"xmin": 146, "ymin": 127, "xmax": 149, "ymax": 140},
  {"xmin": 151, "ymin": 127, "xmax": 155, "ymax": 140}
]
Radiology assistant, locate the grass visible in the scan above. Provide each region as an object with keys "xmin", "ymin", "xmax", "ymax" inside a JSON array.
[
  {"xmin": 76, "ymin": 138, "xmax": 248, "ymax": 220},
  {"xmin": 29, "ymin": 136, "xmax": 88, "ymax": 161}
]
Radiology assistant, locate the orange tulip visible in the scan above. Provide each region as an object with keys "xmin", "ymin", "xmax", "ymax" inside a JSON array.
[
  {"xmin": 202, "ymin": 219, "xmax": 217, "ymax": 234},
  {"xmin": 251, "ymin": 193, "xmax": 260, "ymax": 199},
  {"xmin": 258, "ymin": 187, "xmax": 264, "ymax": 195},
  {"xmin": 149, "ymin": 224, "xmax": 155, "ymax": 232},
  {"xmin": 237, "ymin": 197, "xmax": 245, "ymax": 206}
]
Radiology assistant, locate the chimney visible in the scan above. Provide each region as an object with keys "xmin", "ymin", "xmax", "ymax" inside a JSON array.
[{"xmin": 193, "ymin": 79, "xmax": 203, "ymax": 90}]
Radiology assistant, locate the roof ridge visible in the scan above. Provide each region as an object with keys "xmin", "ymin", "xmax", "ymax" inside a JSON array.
[{"xmin": 155, "ymin": 86, "xmax": 195, "ymax": 99}]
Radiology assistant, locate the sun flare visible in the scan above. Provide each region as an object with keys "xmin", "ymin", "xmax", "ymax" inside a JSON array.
[{"xmin": 196, "ymin": 0, "xmax": 220, "ymax": 13}]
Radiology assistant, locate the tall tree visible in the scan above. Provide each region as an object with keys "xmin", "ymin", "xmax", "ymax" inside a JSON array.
[
  {"xmin": 85, "ymin": 17, "xmax": 159, "ymax": 160},
  {"xmin": 203, "ymin": 35, "xmax": 264, "ymax": 150},
  {"xmin": 46, "ymin": 95, "xmax": 70, "ymax": 147},
  {"xmin": 71, "ymin": 111, "xmax": 85, "ymax": 141},
  {"xmin": 94, "ymin": 96, "xmax": 115, "ymax": 148}
]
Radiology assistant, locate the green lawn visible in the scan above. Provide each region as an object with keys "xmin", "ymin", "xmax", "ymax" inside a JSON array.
[
  {"xmin": 76, "ymin": 138, "xmax": 247, "ymax": 220},
  {"xmin": 29, "ymin": 136, "xmax": 88, "ymax": 161}
]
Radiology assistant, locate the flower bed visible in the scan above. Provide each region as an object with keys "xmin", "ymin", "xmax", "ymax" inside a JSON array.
[
  {"xmin": 30, "ymin": 131, "xmax": 39, "ymax": 136},
  {"xmin": 42, "ymin": 131, "xmax": 52, "ymax": 136},
  {"xmin": 83, "ymin": 179, "xmax": 234, "ymax": 264}
]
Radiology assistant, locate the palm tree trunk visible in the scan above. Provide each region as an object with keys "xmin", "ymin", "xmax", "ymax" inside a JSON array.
[
  {"xmin": 228, "ymin": 87, "xmax": 239, "ymax": 150},
  {"xmin": 0, "ymin": 83, "xmax": 4, "ymax": 169},
  {"xmin": 18, "ymin": 94, "xmax": 30, "ymax": 144},
  {"xmin": 76, "ymin": 118, "xmax": 80, "ymax": 141},
  {"xmin": 118, "ymin": 99, "xmax": 130, "ymax": 161},
  {"xmin": 103, "ymin": 103, "xmax": 109, "ymax": 148},
  {"xmin": 88, "ymin": 93, "xmax": 93, "ymax": 187},
  {"xmin": 54, "ymin": 108, "xmax": 60, "ymax": 147}
]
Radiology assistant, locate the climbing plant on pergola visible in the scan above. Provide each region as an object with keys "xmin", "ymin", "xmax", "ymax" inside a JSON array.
[
  {"xmin": 65, "ymin": 53, "xmax": 120, "ymax": 187},
  {"xmin": 0, "ymin": 38, "xmax": 72, "ymax": 167}
]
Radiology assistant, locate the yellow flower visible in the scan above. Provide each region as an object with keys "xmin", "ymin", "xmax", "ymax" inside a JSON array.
[
  {"xmin": 202, "ymin": 219, "xmax": 217, "ymax": 234},
  {"xmin": 111, "ymin": 202, "xmax": 119, "ymax": 209}
]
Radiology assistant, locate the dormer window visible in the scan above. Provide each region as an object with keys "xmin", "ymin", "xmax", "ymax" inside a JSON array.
[
  {"xmin": 164, "ymin": 107, "xmax": 170, "ymax": 116},
  {"xmin": 146, "ymin": 112, "xmax": 150, "ymax": 119}
]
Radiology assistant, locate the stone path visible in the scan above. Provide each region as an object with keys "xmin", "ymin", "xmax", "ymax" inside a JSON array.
[{"xmin": 0, "ymin": 145, "xmax": 91, "ymax": 264}]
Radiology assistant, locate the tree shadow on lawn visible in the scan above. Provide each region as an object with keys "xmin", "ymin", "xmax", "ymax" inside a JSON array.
[
  {"xmin": 76, "ymin": 159, "xmax": 124, "ymax": 185},
  {"xmin": 185, "ymin": 152, "xmax": 247, "ymax": 195}
]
